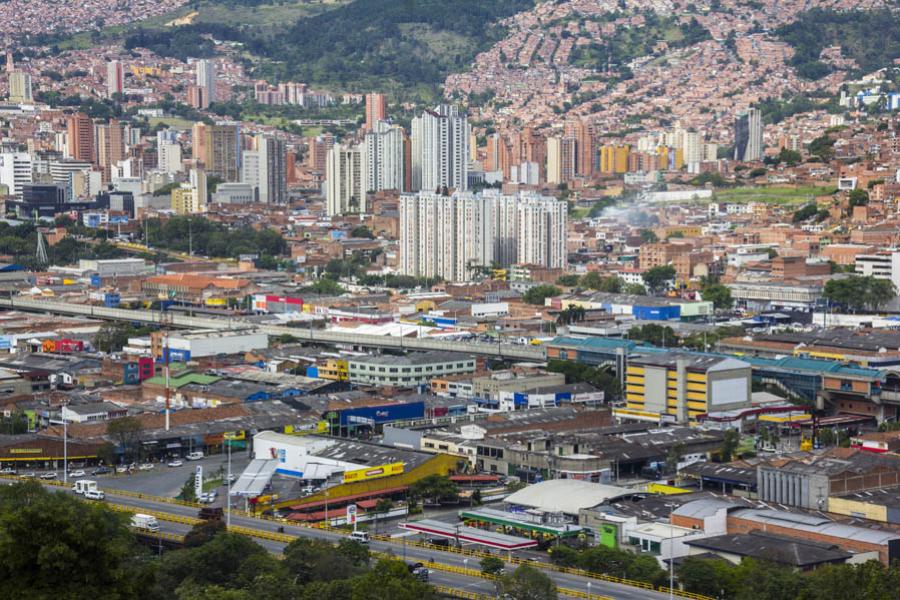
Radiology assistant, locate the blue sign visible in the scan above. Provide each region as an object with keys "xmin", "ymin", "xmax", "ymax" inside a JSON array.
[{"xmin": 338, "ymin": 401, "xmax": 425, "ymax": 426}]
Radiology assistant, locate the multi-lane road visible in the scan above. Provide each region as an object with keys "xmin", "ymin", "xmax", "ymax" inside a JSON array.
[{"xmin": 62, "ymin": 483, "xmax": 674, "ymax": 600}]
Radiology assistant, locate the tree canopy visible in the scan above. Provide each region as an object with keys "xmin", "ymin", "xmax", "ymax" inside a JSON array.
[
  {"xmin": 824, "ymin": 276, "xmax": 896, "ymax": 313},
  {"xmin": 523, "ymin": 285, "xmax": 562, "ymax": 305},
  {"xmin": 642, "ymin": 265, "xmax": 677, "ymax": 295}
]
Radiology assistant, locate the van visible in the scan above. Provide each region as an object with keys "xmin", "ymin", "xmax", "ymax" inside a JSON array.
[
  {"xmin": 130, "ymin": 513, "xmax": 160, "ymax": 532},
  {"xmin": 72, "ymin": 480, "xmax": 98, "ymax": 495},
  {"xmin": 84, "ymin": 489, "xmax": 105, "ymax": 501},
  {"xmin": 186, "ymin": 451, "xmax": 204, "ymax": 461},
  {"xmin": 349, "ymin": 531, "xmax": 369, "ymax": 544}
]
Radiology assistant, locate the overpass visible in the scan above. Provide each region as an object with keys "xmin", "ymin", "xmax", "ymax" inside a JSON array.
[{"xmin": 0, "ymin": 297, "xmax": 546, "ymax": 361}]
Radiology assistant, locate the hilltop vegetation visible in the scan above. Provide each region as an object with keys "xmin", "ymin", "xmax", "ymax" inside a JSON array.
[{"xmin": 778, "ymin": 8, "xmax": 900, "ymax": 79}]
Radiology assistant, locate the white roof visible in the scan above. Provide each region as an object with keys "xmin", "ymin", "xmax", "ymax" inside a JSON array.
[{"xmin": 505, "ymin": 480, "xmax": 631, "ymax": 515}]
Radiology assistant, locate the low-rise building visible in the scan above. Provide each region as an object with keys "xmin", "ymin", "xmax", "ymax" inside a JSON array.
[{"xmin": 348, "ymin": 351, "xmax": 476, "ymax": 387}]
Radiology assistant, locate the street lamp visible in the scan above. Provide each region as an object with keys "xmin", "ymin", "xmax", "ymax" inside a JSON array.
[
  {"xmin": 463, "ymin": 558, "xmax": 468, "ymax": 571},
  {"xmin": 226, "ymin": 436, "xmax": 232, "ymax": 528}
]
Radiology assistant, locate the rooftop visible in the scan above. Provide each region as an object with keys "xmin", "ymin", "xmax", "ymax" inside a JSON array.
[{"xmin": 685, "ymin": 531, "xmax": 852, "ymax": 567}]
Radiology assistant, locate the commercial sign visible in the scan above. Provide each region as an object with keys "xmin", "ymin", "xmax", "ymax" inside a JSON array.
[
  {"xmin": 194, "ymin": 466, "xmax": 203, "ymax": 500},
  {"xmin": 346, "ymin": 504, "xmax": 357, "ymax": 525},
  {"xmin": 342, "ymin": 462, "xmax": 405, "ymax": 483},
  {"xmin": 9, "ymin": 448, "xmax": 41, "ymax": 454}
]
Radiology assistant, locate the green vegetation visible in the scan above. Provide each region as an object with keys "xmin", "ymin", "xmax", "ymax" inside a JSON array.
[
  {"xmin": 642, "ymin": 265, "xmax": 676, "ymax": 295},
  {"xmin": 579, "ymin": 272, "xmax": 624, "ymax": 293},
  {"xmin": 550, "ymin": 544, "xmax": 667, "ymax": 588},
  {"xmin": 94, "ymin": 322, "xmax": 157, "ymax": 353},
  {"xmin": 143, "ymin": 216, "xmax": 286, "ymax": 259},
  {"xmin": 523, "ymin": 284, "xmax": 562, "ymax": 305},
  {"xmin": 570, "ymin": 13, "xmax": 709, "ymax": 73},
  {"xmin": 498, "ymin": 564, "xmax": 557, "ymax": 600},
  {"xmin": 778, "ymin": 8, "xmax": 900, "ymax": 80},
  {"xmin": 409, "ymin": 475, "xmax": 458, "ymax": 504},
  {"xmin": 546, "ymin": 359, "xmax": 620, "ymax": 401},
  {"xmin": 700, "ymin": 282, "xmax": 733, "ymax": 310},
  {"xmin": 624, "ymin": 283, "xmax": 648, "ymax": 296},
  {"xmin": 713, "ymin": 186, "xmax": 834, "ymax": 205},
  {"xmin": 627, "ymin": 324, "xmax": 676, "ymax": 347},
  {"xmin": 0, "ymin": 221, "xmax": 125, "ymax": 270},
  {"xmin": 823, "ymin": 276, "xmax": 896, "ymax": 313},
  {"xmin": 677, "ymin": 555, "xmax": 900, "ymax": 600},
  {"xmin": 0, "ymin": 481, "xmax": 436, "ymax": 600}
]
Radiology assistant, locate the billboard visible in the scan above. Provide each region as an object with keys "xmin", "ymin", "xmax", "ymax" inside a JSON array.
[
  {"xmin": 338, "ymin": 401, "xmax": 425, "ymax": 426},
  {"xmin": 342, "ymin": 462, "xmax": 405, "ymax": 483}
]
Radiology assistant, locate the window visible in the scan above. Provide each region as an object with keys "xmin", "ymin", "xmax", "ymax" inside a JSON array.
[{"xmin": 389, "ymin": 368, "xmax": 398, "ymax": 373}]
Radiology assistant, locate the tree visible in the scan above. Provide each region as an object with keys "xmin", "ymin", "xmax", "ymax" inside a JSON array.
[
  {"xmin": 498, "ymin": 564, "xmax": 557, "ymax": 600},
  {"xmin": 0, "ymin": 481, "xmax": 151, "ymax": 600},
  {"xmin": 546, "ymin": 359, "xmax": 620, "ymax": 401},
  {"xmin": 848, "ymin": 188, "xmax": 869, "ymax": 207},
  {"xmin": 824, "ymin": 276, "xmax": 896, "ymax": 312},
  {"xmin": 522, "ymin": 285, "xmax": 562, "ymax": 305},
  {"xmin": 480, "ymin": 556, "xmax": 506, "ymax": 576},
  {"xmin": 184, "ymin": 519, "xmax": 226, "ymax": 548},
  {"xmin": 581, "ymin": 272, "xmax": 624, "ymax": 293},
  {"xmin": 106, "ymin": 416, "xmax": 143, "ymax": 462},
  {"xmin": 623, "ymin": 283, "xmax": 648, "ymax": 295},
  {"xmin": 350, "ymin": 225, "xmax": 375, "ymax": 239},
  {"xmin": 718, "ymin": 429, "xmax": 741, "ymax": 462},
  {"xmin": 639, "ymin": 228, "xmax": 659, "ymax": 243},
  {"xmin": 350, "ymin": 559, "xmax": 434, "ymax": 600},
  {"xmin": 677, "ymin": 557, "xmax": 737, "ymax": 598},
  {"xmin": 665, "ymin": 441, "xmax": 686, "ymax": 473},
  {"xmin": 702, "ymin": 283, "xmax": 733, "ymax": 310},
  {"xmin": 792, "ymin": 203, "xmax": 818, "ymax": 222},
  {"xmin": 409, "ymin": 474, "xmax": 458, "ymax": 504},
  {"xmin": 556, "ymin": 274, "xmax": 580, "ymax": 287},
  {"xmin": 283, "ymin": 537, "xmax": 366, "ymax": 585},
  {"xmin": 642, "ymin": 265, "xmax": 676, "ymax": 295},
  {"xmin": 627, "ymin": 324, "xmax": 676, "ymax": 347}
]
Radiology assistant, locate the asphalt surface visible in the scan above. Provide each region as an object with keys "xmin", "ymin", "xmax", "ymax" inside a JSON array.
[{"xmin": 64, "ymin": 485, "xmax": 671, "ymax": 600}]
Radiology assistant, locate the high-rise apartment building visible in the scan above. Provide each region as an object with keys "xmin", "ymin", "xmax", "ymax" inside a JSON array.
[
  {"xmin": 364, "ymin": 93, "xmax": 387, "ymax": 131},
  {"xmin": 564, "ymin": 118, "xmax": 594, "ymax": 177},
  {"xmin": 400, "ymin": 190, "xmax": 567, "ymax": 282},
  {"xmin": 546, "ymin": 136, "xmax": 576, "ymax": 184},
  {"xmin": 8, "ymin": 71, "xmax": 32, "ymax": 104},
  {"xmin": 66, "ymin": 113, "xmax": 94, "ymax": 163},
  {"xmin": 187, "ymin": 85, "xmax": 209, "ymax": 110},
  {"xmin": 106, "ymin": 60, "xmax": 124, "ymax": 98},
  {"xmin": 307, "ymin": 133, "xmax": 334, "ymax": 174},
  {"xmin": 0, "ymin": 152, "xmax": 33, "ymax": 200},
  {"xmin": 158, "ymin": 141, "xmax": 183, "ymax": 174},
  {"xmin": 205, "ymin": 123, "xmax": 240, "ymax": 182},
  {"xmin": 191, "ymin": 122, "xmax": 207, "ymax": 164},
  {"xmin": 364, "ymin": 120, "xmax": 405, "ymax": 192},
  {"xmin": 196, "ymin": 59, "xmax": 216, "ymax": 104},
  {"xmin": 242, "ymin": 134, "xmax": 286, "ymax": 203},
  {"xmin": 96, "ymin": 120, "xmax": 127, "ymax": 183},
  {"xmin": 734, "ymin": 107, "xmax": 763, "ymax": 162},
  {"xmin": 410, "ymin": 104, "xmax": 469, "ymax": 192},
  {"xmin": 325, "ymin": 144, "xmax": 366, "ymax": 216}
]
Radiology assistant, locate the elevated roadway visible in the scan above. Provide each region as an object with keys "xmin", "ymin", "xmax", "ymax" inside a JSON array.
[{"xmin": 0, "ymin": 297, "xmax": 546, "ymax": 361}]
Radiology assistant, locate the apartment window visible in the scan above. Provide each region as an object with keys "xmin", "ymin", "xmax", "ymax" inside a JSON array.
[
  {"xmin": 389, "ymin": 368, "xmax": 398, "ymax": 373},
  {"xmin": 415, "ymin": 367, "xmax": 422, "ymax": 373},
  {"xmin": 456, "ymin": 363, "xmax": 464, "ymax": 369}
]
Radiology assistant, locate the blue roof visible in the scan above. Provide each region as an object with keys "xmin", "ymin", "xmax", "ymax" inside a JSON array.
[
  {"xmin": 0, "ymin": 263, "xmax": 25, "ymax": 272},
  {"xmin": 744, "ymin": 356, "xmax": 883, "ymax": 379},
  {"xmin": 550, "ymin": 336, "xmax": 639, "ymax": 351}
]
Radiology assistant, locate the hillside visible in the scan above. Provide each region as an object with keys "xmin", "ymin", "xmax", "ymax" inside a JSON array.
[{"xmin": 248, "ymin": 0, "xmax": 536, "ymax": 91}]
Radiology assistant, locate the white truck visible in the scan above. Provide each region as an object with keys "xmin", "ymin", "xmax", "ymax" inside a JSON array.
[
  {"xmin": 130, "ymin": 513, "xmax": 160, "ymax": 532},
  {"xmin": 72, "ymin": 480, "xmax": 98, "ymax": 495}
]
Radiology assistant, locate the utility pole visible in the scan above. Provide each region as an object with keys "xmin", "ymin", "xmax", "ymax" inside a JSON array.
[{"xmin": 226, "ymin": 437, "xmax": 232, "ymax": 528}]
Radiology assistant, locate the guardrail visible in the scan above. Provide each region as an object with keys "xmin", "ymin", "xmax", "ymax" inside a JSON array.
[
  {"xmin": 0, "ymin": 297, "xmax": 545, "ymax": 360},
  {"xmin": 432, "ymin": 585, "xmax": 493, "ymax": 600},
  {"xmin": 658, "ymin": 587, "xmax": 715, "ymax": 600}
]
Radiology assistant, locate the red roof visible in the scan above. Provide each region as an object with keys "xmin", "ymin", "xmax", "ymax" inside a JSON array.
[{"xmin": 449, "ymin": 474, "xmax": 501, "ymax": 483}]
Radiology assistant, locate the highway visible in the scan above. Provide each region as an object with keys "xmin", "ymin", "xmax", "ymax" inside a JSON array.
[
  {"xmin": 68, "ymin": 486, "xmax": 674, "ymax": 600},
  {"xmin": 0, "ymin": 297, "xmax": 546, "ymax": 361}
]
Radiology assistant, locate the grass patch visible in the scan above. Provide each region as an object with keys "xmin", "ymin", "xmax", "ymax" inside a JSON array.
[{"xmin": 713, "ymin": 186, "xmax": 835, "ymax": 205}]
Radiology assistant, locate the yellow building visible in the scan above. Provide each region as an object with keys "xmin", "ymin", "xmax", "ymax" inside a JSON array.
[
  {"xmin": 131, "ymin": 66, "xmax": 162, "ymax": 77},
  {"xmin": 317, "ymin": 358, "xmax": 349, "ymax": 381},
  {"xmin": 656, "ymin": 146, "xmax": 685, "ymax": 171},
  {"xmin": 600, "ymin": 144, "xmax": 630, "ymax": 174},
  {"xmin": 170, "ymin": 168, "xmax": 207, "ymax": 214},
  {"xmin": 619, "ymin": 354, "xmax": 751, "ymax": 424}
]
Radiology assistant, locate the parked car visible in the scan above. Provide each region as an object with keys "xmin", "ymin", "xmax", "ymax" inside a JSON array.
[
  {"xmin": 68, "ymin": 470, "xmax": 86, "ymax": 478},
  {"xmin": 115, "ymin": 465, "xmax": 129, "ymax": 474},
  {"xmin": 227, "ymin": 473, "xmax": 237, "ymax": 483},
  {"xmin": 186, "ymin": 451, "xmax": 204, "ymax": 461},
  {"xmin": 138, "ymin": 463, "xmax": 154, "ymax": 471},
  {"xmin": 91, "ymin": 466, "xmax": 111, "ymax": 476},
  {"xmin": 167, "ymin": 460, "xmax": 184, "ymax": 468},
  {"xmin": 0, "ymin": 467, "xmax": 17, "ymax": 475},
  {"xmin": 38, "ymin": 472, "xmax": 57, "ymax": 480}
]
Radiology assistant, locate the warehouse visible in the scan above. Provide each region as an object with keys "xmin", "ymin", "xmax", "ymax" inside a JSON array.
[{"xmin": 151, "ymin": 329, "xmax": 269, "ymax": 361}]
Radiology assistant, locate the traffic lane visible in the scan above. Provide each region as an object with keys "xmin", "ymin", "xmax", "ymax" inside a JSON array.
[{"xmin": 79, "ymin": 490, "xmax": 672, "ymax": 600}]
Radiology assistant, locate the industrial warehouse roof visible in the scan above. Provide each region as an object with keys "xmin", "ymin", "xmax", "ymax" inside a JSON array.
[
  {"xmin": 505, "ymin": 480, "xmax": 632, "ymax": 515},
  {"xmin": 685, "ymin": 532, "xmax": 852, "ymax": 567},
  {"xmin": 629, "ymin": 352, "xmax": 749, "ymax": 372},
  {"xmin": 730, "ymin": 508, "xmax": 900, "ymax": 546},
  {"xmin": 741, "ymin": 356, "xmax": 883, "ymax": 379},
  {"xmin": 348, "ymin": 351, "xmax": 474, "ymax": 366},
  {"xmin": 254, "ymin": 431, "xmax": 435, "ymax": 471},
  {"xmin": 143, "ymin": 372, "xmax": 220, "ymax": 388}
]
